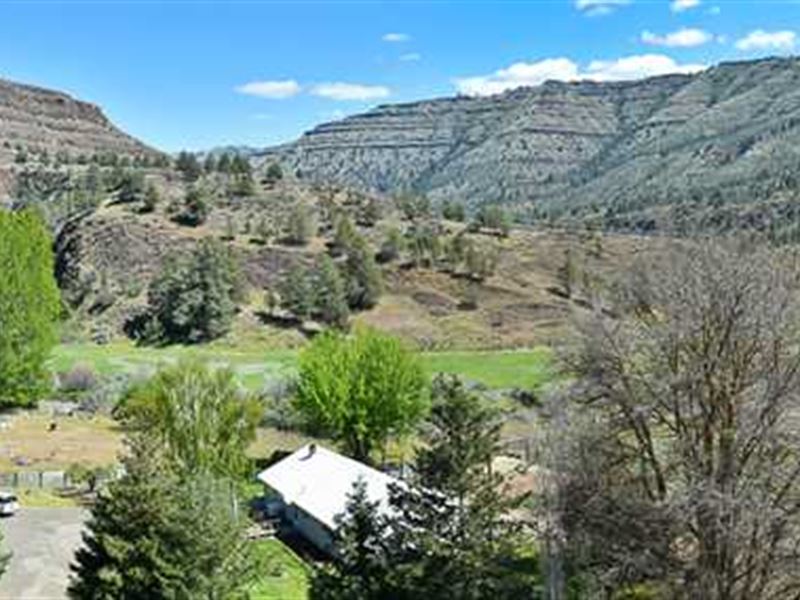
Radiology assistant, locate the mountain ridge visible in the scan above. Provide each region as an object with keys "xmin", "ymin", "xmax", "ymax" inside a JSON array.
[{"xmin": 259, "ymin": 56, "xmax": 800, "ymax": 230}]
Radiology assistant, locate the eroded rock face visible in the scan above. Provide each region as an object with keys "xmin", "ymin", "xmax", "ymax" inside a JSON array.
[
  {"xmin": 262, "ymin": 73, "xmax": 691, "ymax": 203},
  {"xmin": 0, "ymin": 78, "xmax": 153, "ymax": 159},
  {"xmin": 264, "ymin": 57, "xmax": 800, "ymax": 222}
]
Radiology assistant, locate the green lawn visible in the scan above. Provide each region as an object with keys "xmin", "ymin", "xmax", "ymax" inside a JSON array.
[
  {"xmin": 50, "ymin": 341, "xmax": 297, "ymax": 391},
  {"xmin": 51, "ymin": 342, "xmax": 553, "ymax": 391},
  {"xmin": 422, "ymin": 347, "xmax": 554, "ymax": 390},
  {"xmin": 249, "ymin": 539, "xmax": 310, "ymax": 600}
]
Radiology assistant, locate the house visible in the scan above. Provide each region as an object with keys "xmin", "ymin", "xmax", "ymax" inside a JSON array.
[{"xmin": 256, "ymin": 444, "xmax": 398, "ymax": 555}]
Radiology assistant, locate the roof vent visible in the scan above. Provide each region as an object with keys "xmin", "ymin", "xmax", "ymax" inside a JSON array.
[{"xmin": 308, "ymin": 443, "xmax": 317, "ymax": 457}]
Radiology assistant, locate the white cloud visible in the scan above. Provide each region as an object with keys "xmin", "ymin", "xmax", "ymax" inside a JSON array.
[
  {"xmin": 311, "ymin": 82, "xmax": 391, "ymax": 101},
  {"xmin": 399, "ymin": 52, "xmax": 422, "ymax": 62},
  {"xmin": 382, "ymin": 32, "xmax": 410, "ymax": 42},
  {"xmin": 235, "ymin": 80, "xmax": 301, "ymax": 99},
  {"xmin": 575, "ymin": 0, "xmax": 631, "ymax": 16},
  {"xmin": 584, "ymin": 54, "xmax": 705, "ymax": 81},
  {"xmin": 641, "ymin": 28, "xmax": 713, "ymax": 47},
  {"xmin": 455, "ymin": 58, "xmax": 579, "ymax": 96},
  {"xmin": 454, "ymin": 54, "xmax": 705, "ymax": 96},
  {"xmin": 735, "ymin": 29, "xmax": 796, "ymax": 52},
  {"xmin": 671, "ymin": 0, "xmax": 700, "ymax": 12}
]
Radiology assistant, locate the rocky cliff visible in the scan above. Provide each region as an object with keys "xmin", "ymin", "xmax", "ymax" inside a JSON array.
[{"xmin": 263, "ymin": 57, "xmax": 800, "ymax": 229}]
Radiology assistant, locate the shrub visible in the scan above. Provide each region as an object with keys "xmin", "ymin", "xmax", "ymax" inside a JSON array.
[
  {"xmin": 172, "ymin": 186, "xmax": 210, "ymax": 227},
  {"xmin": 58, "ymin": 364, "xmax": 99, "ymax": 395},
  {"xmin": 284, "ymin": 204, "xmax": 315, "ymax": 245},
  {"xmin": 441, "ymin": 200, "xmax": 466, "ymax": 222}
]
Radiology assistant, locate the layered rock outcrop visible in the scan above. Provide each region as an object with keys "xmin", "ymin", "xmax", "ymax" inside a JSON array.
[{"xmin": 264, "ymin": 57, "xmax": 800, "ymax": 225}]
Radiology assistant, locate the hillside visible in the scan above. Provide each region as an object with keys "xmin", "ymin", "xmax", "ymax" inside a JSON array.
[
  {"xmin": 262, "ymin": 57, "xmax": 800, "ymax": 234},
  {"xmin": 54, "ymin": 175, "xmax": 650, "ymax": 351},
  {"xmin": 0, "ymin": 78, "xmax": 158, "ymax": 201}
]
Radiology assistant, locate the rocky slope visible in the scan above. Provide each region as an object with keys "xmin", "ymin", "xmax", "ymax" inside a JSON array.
[
  {"xmin": 262, "ymin": 57, "xmax": 800, "ymax": 230},
  {"xmin": 0, "ymin": 78, "xmax": 154, "ymax": 159},
  {"xmin": 0, "ymin": 78, "xmax": 157, "ymax": 199}
]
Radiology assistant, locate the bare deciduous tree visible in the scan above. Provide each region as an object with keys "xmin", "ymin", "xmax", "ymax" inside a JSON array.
[{"xmin": 545, "ymin": 238, "xmax": 800, "ymax": 599}]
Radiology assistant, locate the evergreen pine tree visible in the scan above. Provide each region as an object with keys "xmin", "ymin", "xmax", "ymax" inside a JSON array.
[
  {"xmin": 145, "ymin": 239, "xmax": 243, "ymax": 344},
  {"xmin": 311, "ymin": 478, "xmax": 394, "ymax": 600},
  {"xmin": 312, "ymin": 255, "xmax": 349, "ymax": 327}
]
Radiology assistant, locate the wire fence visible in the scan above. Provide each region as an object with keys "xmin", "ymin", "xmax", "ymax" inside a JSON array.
[{"xmin": 0, "ymin": 469, "xmax": 118, "ymax": 490}]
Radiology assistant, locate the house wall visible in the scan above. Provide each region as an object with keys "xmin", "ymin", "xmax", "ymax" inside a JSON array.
[{"xmin": 285, "ymin": 503, "xmax": 336, "ymax": 555}]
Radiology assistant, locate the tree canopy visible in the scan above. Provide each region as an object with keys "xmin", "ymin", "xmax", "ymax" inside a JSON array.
[
  {"xmin": 295, "ymin": 329, "xmax": 428, "ymax": 462},
  {"xmin": 143, "ymin": 239, "xmax": 244, "ymax": 344},
  {"xmin": 69, "ymin": 436, "xmax": 253, "ymax": 600},
  {"xmin": 0, "ymin": 209, "xmax": 61, "ymax": 408},
  {"xmin": 546, "ymin": 238, "xmax": 800, "ymax": 599},
  {"xmin": 114, "ymin": 361, "xmax": 261, "ymax": 479}
]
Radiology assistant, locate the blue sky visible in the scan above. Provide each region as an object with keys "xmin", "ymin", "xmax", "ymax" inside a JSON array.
[{"xmin": 0, "ymin": 0, "xmax": 797, "ymax": 151}]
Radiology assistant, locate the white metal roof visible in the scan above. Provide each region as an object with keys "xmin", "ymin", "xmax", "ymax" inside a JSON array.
[{"xmin": 256, "ymin": 444, "xmax": 397, "ymax": 530}]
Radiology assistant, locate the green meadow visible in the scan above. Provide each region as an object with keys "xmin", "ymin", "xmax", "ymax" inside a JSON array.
[{"xmin": 51, "ymin": 342, "xmax": 554, "ymax": 392}]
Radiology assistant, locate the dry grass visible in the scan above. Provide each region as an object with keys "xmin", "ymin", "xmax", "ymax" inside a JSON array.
[
  {"xmin": 0, "ymin": 411, "xmax": 330, "ymax": 473},
  {"xmin": 0, "ymin": 413, "xmax": 123, "ymax": 472}
]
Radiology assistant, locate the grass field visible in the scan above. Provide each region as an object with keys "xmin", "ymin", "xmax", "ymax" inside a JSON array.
[
  {"xmin": 51, "ymin": 342, "xmax": 554, "ymax": 392},
  {"xmin": 249, "ymin": 539, "xmax": 310, "ymax": 600}
]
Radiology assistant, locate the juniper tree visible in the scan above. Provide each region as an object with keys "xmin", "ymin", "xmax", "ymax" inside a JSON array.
[
  {"xmin": 278, "ymin": 266, "xmax": 312, "ymax": 321},
  {"xmin": 284, "ymin": 204, "xmax": 315, "ymax": 245},
  {"xmin": 343, "ymin": 236, "xmax": 382, "ymax": 310},
  {"xmin": 172, "ymin": 186, "xmax": 210, "ymax": 227},
  {"xmin": 312, "ymin": 256, "xmax": 350, "ymax": 328},
  {"xmin": 141, "ymin": 182, "xmax": 160, "ymax": 213},
  {"xmin": 117, "ymin": 171, "xmax": 146, "ymax": 204},
  {"xmin": 203, "ymin": 153, "xmax": 217, "ymax": 173},
  {"xmin": 333, "ymin": 215, "xmax": 359, "ymax": 255},
  {"xmin": 145, "ymin": 239, "xmax": 243, "ymax": 344},
  {"xmin": 265, "ymin": 162, "xmax": 283, "ymax": 183}
]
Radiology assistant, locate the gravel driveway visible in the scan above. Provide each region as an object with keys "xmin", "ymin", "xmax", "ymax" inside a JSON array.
[{"xmin": 0, "ymin": 507, "xmax": 87, "ymax": 600}]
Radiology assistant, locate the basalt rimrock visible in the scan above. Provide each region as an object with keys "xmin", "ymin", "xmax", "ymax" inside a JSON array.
[{"xmin": 262, "ymin": 57, "xmax": 800, "ymax": 229}]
